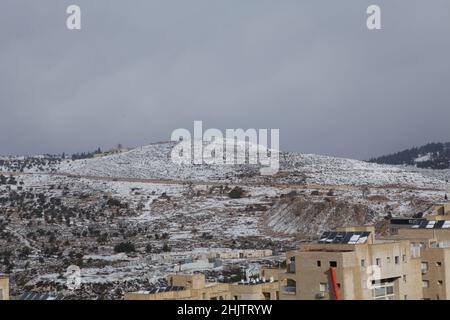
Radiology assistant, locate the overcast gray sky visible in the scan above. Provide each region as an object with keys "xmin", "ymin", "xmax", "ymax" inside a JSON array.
[{"xmin": 1, "ymin": 0, "xmax": 449, "ymax": 159}]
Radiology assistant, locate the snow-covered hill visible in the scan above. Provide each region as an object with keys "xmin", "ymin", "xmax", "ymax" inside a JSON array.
[
  {"xmin": 56, "ymin": 140, "xmax": 450, "ymax": 189},
  {"xmin": 2, "ymin": 140, "xmax": 449, "ymax": 298}
]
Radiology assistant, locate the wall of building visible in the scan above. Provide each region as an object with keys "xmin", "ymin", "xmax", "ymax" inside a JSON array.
[
  {"xmin": 0, "ymin": 277, "xmax": 10, "ymax": 301},
  {"xmin": 420, "ymin": 247, "xmax": 450, "ymax": 300},
  {"xmin": 124, "ymin": 289, "xmax": 192, "ymax": 300},
  {"xmin": 279, "ymin": 238, "xmax": 423, "ymax": 300},
  {"xmin": 229, "ymin": 282, "xmax": 279, "ymax": 300}
]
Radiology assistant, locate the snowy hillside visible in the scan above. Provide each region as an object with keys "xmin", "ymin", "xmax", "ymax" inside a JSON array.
[
  {"xmin": 56, "ymin": 140, "xmax": 450, "ymax": 189},
  {"xmin": 2, "ymin": 140, "xmax": 450, "ymax": 299}
]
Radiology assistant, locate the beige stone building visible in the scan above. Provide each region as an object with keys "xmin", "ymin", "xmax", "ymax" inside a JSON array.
[
  {"xmin": 278, "ymin": 204, "xmax": 450, "ymax": 300},
  {"xmin": 389, "ymin": 207, "xmax": 450, "ymax": 300},
  {"xmin": 279, "ymin": 226, "xmax": 423, "ymax": 300},
  {"xmin": 124, "ymin": 272, "xmax": 280, "ymax": 300},
  {"xmin": 0, "ymin": 275, "xmax": 9, "ymax": 300}
]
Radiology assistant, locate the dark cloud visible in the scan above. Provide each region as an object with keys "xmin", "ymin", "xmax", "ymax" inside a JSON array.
[{"xmin": 0, "ymin": 0, "xmax": 449, "ymax": 159}]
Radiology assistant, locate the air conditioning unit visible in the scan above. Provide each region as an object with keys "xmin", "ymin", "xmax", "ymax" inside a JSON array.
[{"xmin": 316, "ymin": 292, "xmax": 325, "ymax": 299}]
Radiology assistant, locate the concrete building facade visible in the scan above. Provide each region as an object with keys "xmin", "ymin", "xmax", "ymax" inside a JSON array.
[
  {"xmin": 390, "ymin": 210, "xmax": 450, "ymax": 300},
  {"xmin": 0, "ymin": 275, "xmax": 9, "ymax": 300},
  {"xmin": 279, "ymin": 226, "xmax": 423, "ymax": 300}
]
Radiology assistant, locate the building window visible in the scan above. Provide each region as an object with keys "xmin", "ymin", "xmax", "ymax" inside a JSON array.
[
  {"xmin": 319, "ymin": 283, "xmax": 328, "ymax": 292},
  {"xmin": 361, "ymin": 259, "xmax": 365, "ymax": 267},
  {"xmin": 317, "ymin": 260, "xmax": 321, "ymax": 267},
  {"xmin": 403, "ymin": 275, "xmax": 407, "ymax": 283},
  {"xmin": 436, "ymin": 262, "xmax": 442, "ymax": 267},
  {"xmin": 421, "ymin": 262, "xmax": 429, "ymax": 274},
  {"xmin": 438, "ymin": 280, "xmax": 443, "ymax": 286},
  {"xmin": 284, "ymin": 279, "xmax": 297, "ymax": 294},
  {"xmin": 387, "ymin": 257, "xmax": 391, "ymax": 263},
  {"xmin": 422, "ymin": 280, "xmax": 430, "ymax": 288},
  {"xmin": 329, "ymin": 261, "xmax": 337, "ymax": 268},
  {"xmin": 373, "ymin": 282, "xmax": 395, "ymax": 300},
  {"xmin": 376, "ymin": 258, "xmax": 381, "ymax": 267},
  {"xmin": 386, "ymin": 286, "xmax": 394, "ymax": 295},
  {"xmin": 288, "ymin": 257, "xmax": 296, "ymax": 273},
  {"xmin": 402, "ymin": 254, "xmax": 407, "ymax": 263},
  {"xmin": 395, "ymin": 256, "xmax": 399, "ymax": 264}
]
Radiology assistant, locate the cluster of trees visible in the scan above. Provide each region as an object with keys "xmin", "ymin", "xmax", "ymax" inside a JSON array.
[
  {"xmin": 369, "ymin": 142, "xmax": 450, "ymax": 169},
  {"xmin": 71, "ymin": 148, "xmax": 102, "ymax": 160},
  {"xmin": 0, "ymin": 175, "xmax": 17, "ymax": 185},
  {"xmin": 0, "ymin": 250, "xmax": 14, "ymax": 272},
  {"xmin": 114, "ymin": 241, "xmax": 171, "ymax": 254},
  {"xmin": 0, "ymin": 156, "xmax": 62, "ymax": 172},
  {"xmin": 114, "ymin": 242, "xmax": 136, "ymax": 253}
]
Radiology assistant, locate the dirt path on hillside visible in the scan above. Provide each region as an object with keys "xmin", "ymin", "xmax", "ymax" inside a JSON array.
[{"xmin": 4, "ymin": 171, "xmax": 449, "ymax": 193}]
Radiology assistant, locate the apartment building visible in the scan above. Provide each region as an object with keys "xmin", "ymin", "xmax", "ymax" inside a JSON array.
[
  {"xmin": 390, "ymin": 208, "xmax": 450, "ymax": 300},
  {"xmin": 124, "ymin": 272, "xmax": 280, "ymax": 300},
  {"xmin": 0, "ymin": 275, "xmax": 9, "ymax": 300},
  {"xmin": 279, "ymin": 226, "xmax": 422, "ymax": 300}
]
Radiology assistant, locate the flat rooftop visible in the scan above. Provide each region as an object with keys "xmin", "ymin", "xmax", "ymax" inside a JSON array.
[
  {"xmin": 412, "ymin": 220, "xmax": 450, "ymax": 229},
  {"xmin": 318, "ymin": 231, "xmax": 370, "ymax": 245},
  {"xmin": 132, "ymin": 286, "xmax": 186, "ymax": 294},
  {"xmin": 237, "ymin": 280, "xmax": 278, "ymax": 286}
]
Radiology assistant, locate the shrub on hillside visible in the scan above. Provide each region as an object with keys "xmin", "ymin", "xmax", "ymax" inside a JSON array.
[
  {"xmin": 114, "ymin": 242, "xmax": 135, "ymax": 253},
  {"xmin": 228, "ymin": 187, "xmax": 244, "ymax": 199}
]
